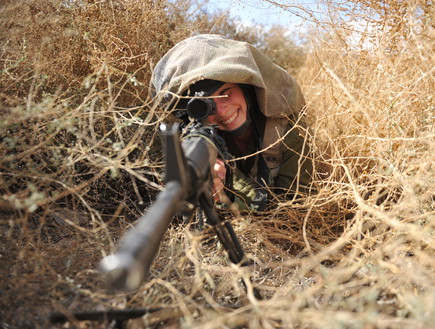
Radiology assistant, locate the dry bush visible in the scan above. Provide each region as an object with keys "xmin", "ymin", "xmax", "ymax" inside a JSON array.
[
  {"xmin": 1, "ymin": 0, "xmax": 196, "ymax": 327},
  {"xmin": 269, "ymin": 0, "xmax": 435, "ymax": 328},
  {"xmin": 1, "ymin": 0, "xmax": 434, "ymax": 328},
  {"xmin": 1, "ymin": 0, "xmax": 232, "ymax": 220},
  {"xmin": 1, "ymin": 0, "xmax": 181, "ymax": 97}
]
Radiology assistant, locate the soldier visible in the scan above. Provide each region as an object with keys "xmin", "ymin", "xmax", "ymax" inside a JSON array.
[{"xmin": 152, "ymin": 34, "xmax": 315, "ymax": 211}]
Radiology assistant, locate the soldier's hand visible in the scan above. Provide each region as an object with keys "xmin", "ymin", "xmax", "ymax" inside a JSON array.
[{"xmin": 212, "ymin": 158, "xmax": 226, "ymax": 202}]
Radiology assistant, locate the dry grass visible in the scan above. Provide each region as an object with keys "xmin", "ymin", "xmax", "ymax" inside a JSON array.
[{"xmin": 1, "ymin": 0, "xmax": 434, "ymax": 328}]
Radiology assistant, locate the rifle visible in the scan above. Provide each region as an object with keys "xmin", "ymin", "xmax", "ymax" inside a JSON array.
[
  {"xmin": 49, "ymin": 117, "xmax": 261, "ymax": 327},
  {"xmin": 99, "ymin": 121, "xmax": 256, "ymax": 291}
]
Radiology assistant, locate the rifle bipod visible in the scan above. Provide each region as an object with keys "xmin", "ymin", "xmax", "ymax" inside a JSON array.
[{"xmin": 198, "ymin": 191, "xmax": 263, "ymax": 301}]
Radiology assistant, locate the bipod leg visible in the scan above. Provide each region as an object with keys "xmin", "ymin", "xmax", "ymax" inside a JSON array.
[{"xmin": 198, "ymin": 193, "xmax": 262, "ymax": 300}]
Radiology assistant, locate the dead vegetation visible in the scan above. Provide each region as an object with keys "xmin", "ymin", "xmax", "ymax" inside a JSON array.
[{"xmin": 0, "ymin": 0, "xmax": 434, "ymax": 328}]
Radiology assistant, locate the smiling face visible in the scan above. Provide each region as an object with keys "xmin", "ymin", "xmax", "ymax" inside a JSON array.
[{"xmin": 206, "ymin": 83, "xmax": 248, "ymax": 131}]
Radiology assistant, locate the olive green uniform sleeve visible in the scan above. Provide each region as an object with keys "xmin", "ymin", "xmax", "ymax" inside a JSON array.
[
  {"xmin": 227, "ymin": 126, "xmax": 314, "ymax": 210},
  {"xmin": 273, "ymin": 126, "xmax": 314, "ymax": 196}
]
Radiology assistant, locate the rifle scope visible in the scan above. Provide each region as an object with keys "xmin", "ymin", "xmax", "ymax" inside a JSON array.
[{"xmin": 186, "ymin": 91, "xmax": 216, "ymax": 120}]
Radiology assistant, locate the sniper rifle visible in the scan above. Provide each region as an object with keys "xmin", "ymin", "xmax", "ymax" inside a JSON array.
[
  {"xmin": 49, "ymin": 100, "xmax": 261, "ymax": 327},
  {"xmin": 99, "ymin": 121, "xmax": 255, "ymax": 292}
]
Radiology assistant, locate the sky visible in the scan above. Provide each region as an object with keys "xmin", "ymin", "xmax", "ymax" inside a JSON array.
[{"xmin": 205, "ymin": 0, "xmax": 323, "ymax": 31}]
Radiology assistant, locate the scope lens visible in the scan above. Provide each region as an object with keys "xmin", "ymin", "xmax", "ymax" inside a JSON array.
[{"xmin": 187, "ymin": 98, "xmax": 215, "ymax": 120}]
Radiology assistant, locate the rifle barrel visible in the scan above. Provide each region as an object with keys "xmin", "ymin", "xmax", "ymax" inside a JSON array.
[{"xmin": 100, "ymin": 181, "xmax": 184, "ymax": 291}]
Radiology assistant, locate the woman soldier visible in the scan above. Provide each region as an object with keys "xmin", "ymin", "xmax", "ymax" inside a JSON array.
[{"xmin": 151, "ymin": 34, "xmax": 315, "ymax": 211}]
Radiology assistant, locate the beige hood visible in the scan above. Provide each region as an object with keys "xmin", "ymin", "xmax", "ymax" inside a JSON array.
[{"xmin": 151, "ymin": 34, "xmax": 305, "ymax": 118}]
